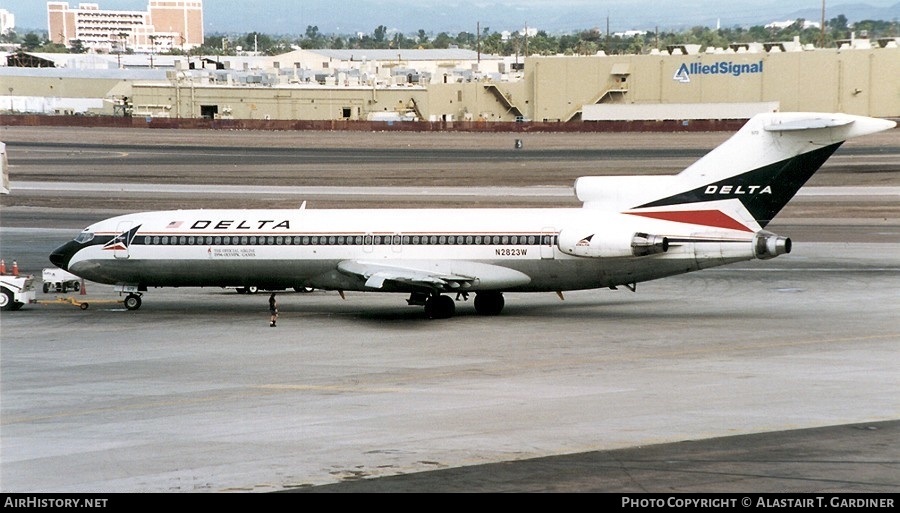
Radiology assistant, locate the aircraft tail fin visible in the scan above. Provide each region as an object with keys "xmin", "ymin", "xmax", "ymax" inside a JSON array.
[{"xmin": 577, "ymin": 112, "xmax": 895, "ymax": 229}]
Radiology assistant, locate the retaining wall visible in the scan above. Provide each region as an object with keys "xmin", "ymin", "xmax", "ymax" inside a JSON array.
[{"xmin": 0, "ymin": 114, "xmax": 748, "ymax": 132}]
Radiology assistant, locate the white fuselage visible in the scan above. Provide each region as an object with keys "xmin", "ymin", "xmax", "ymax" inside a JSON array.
[{"xmin": 62, "ymin": 206, "xmax": 760, "ymax": 293}]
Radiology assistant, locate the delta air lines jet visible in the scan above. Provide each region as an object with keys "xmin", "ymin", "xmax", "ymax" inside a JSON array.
[{"xmin": 49, "ymin": 112, "xmax": 895, "ymax": 318}]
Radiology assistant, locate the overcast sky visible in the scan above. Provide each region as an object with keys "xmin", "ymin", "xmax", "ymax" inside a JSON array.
[{"xmin": 9, "ymin": 0, "xmax": 900, "ymax": 34}]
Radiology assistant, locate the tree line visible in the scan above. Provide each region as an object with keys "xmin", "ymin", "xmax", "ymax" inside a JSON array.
[{"xmin": 3, "ymin": 15, "xmax": 897, "ymax": 56}]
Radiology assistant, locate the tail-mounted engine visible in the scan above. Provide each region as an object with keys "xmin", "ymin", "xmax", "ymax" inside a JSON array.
[
  {"xmin": 558, "ymin": 230, "xmax": 669, "ymax": 258},
  {"xmin": 754, "ymin": 231, "xmax": 792, "ymax": 260},
  {"xmin": 631, "ymin": 232, "xmax": 670, "ymax": 257}
]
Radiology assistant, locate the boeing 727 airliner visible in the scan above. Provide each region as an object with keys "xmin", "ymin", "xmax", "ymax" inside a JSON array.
[{"xmin": 49, "ymin": 112, "xmax": 895, "ymax": 318}]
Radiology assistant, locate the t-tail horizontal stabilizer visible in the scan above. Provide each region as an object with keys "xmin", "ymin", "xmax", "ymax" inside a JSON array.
[{"xmin": 577, "ymin": 113, "xmax": 896, "ymax": 229}]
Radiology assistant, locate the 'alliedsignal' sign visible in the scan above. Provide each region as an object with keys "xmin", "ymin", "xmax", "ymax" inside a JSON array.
[{"xmin": 673, "ymin": 60, "xmax": 764, "ymax": 83}]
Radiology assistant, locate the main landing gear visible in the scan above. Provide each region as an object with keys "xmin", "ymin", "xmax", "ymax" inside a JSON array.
[
  {"xmin": 424, "ymin": 294, "xmax": 455, "ymax": 319},
  {"xmin": 411, "ymin": 291, "xmax": 506, "ymax": 319},
  {"xmin": 473, "ymin": 291, "xmax": 504, "ymax": 316}
]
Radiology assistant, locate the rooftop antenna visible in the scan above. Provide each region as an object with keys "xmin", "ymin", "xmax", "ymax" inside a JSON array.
[
  {"xmin": 819, "ymin": 0, "xmax": 826, "ymax": 48},
  {"xmin": 524, "ymin": 21, "xmax": 528, "ymax": 57},
  {"xmin": 477, "ymin": 21, "xmax": 481, "ymax": 63},
  {"xmin": 606, "ymin": 15, "xmax": 610, "ymax": 53}
]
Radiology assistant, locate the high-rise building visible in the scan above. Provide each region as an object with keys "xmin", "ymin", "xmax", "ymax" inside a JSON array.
[
  {"xmin": 0, "ymin": 9, "xmax": 15, "ymax": 35},
  {"xmin": 47, "ymin": 1, "xmax": 203, "ymax": 53}
]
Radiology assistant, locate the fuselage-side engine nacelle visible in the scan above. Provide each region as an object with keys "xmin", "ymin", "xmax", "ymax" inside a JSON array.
[{"xmin": 558, "ymin": 230, "xmax": 669, "ymax": 258}]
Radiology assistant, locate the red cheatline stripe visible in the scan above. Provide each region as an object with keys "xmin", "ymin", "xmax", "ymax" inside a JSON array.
[{"xmin": 626, "ymin": 210, "xmax": 753, "ymax": 232}]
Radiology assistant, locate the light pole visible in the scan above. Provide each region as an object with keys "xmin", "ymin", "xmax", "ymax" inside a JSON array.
[
  {"xmin": 149, "ymin": 34, "xmax": 157, "ymax": 68},
  {"xmin": 116, "ymin": 32, "xmax": 128, "ymax": 68}
]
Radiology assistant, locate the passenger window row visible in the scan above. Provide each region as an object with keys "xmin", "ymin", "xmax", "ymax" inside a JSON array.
[{"xmin": 140, "ymin": 234, "xmax": 558, "ymax": 246}]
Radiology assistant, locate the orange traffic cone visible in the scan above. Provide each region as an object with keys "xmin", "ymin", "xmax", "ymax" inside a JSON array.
[
  {"xmin": 0, "ymin": 259, "xmax": 5, "ymax": 274},
  {"xmin": 80, "ymin": 279, "xmax": 87, "ymax": 295},
  {"xmin": 12, "ymin": 260, "xmax": 18, "ymax": 276}
]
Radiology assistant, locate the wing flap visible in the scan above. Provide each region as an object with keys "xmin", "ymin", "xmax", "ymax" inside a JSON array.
[{"xmin": 338, "ymin": 260, "xmax": 531, "ymax": 291}]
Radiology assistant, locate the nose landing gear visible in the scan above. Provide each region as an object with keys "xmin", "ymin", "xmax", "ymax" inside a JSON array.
[{"xmin": 123, "ymin": 293, "xmax": 142, "ymax": 311}]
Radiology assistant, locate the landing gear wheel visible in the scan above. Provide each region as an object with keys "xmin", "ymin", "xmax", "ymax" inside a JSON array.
[
  {"xmin": 246, "ymin": 286, "xmax": 259, "ymax": 294},
  {"xmin": 43, "ymin": 283, "xmax": 50, "ymax": 293},
  {"xmin": 124, "ymin": 294, "xmax": 142, "ymax": 311},
  {"xmin": 424, "ymin": 294, "xmax": 455, "ymax": 319},
  {"xmin": 474, "ymin": 292, "xmax": 505, "ymax": 316}
]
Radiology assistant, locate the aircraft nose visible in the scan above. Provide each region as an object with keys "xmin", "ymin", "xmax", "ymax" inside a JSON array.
[{"xmin": 49, "ymin": 241, "xmax": 78, "ymax": 270}]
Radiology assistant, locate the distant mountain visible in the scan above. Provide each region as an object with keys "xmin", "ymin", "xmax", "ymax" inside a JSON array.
[
  {"xmin": 203, "ymin": 1, "xmax": 900, "ymax": 35},
  {"xmin": 785, "ymin": 2, "xmax": 900, "ymax": 23}
]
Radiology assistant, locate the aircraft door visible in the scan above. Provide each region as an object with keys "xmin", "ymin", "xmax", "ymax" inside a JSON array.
[
  {"xmin": 540, "ymin": 227, "xmax": 556, "ymax": 259},
  {"xmin": 391, "ymin": 233, "xmax": 402, "ymax": 253},
  {"xmin": 363, "ymin": 233, "xmax": 374, "ymax": 253}
]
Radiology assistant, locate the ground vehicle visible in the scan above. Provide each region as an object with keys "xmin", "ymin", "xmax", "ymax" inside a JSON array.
[
  {"xmin": 42, "ymin": 268, "xmax": 81, "ymax": 293},
  {"xmin": 1, "ymin": 275, "xmax": 36, "ymax": 311}
]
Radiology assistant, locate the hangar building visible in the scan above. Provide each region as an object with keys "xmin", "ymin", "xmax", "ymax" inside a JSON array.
[{"xmin": 1, "ymin": 39, "xmax": 897, "ymax": 122}]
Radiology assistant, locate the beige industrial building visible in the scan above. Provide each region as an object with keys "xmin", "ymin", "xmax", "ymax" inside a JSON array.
[
  {"xmin": 127, "ymin": 44, "xmax": 900, "ymax": 122},
  {"xmin": 129, "ymin": 48, "xmax": 524, "ymax": 122},
  {"xmin": 526, "ymin": 44, "xmax": 899, "ymax": 121},
  {"xmin": 1, "ymin": 42, "xmax": 898, "ymax": 122}
]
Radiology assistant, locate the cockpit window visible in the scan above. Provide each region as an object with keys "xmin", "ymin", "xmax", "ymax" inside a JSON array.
[{"xmin": 74, "ymin": 231, "xmax": 95, "ymax": 244}]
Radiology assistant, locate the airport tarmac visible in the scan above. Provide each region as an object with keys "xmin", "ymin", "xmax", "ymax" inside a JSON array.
[{"xmin": 0, "ymin": 127, "xmax": 898, "ymax": 493}]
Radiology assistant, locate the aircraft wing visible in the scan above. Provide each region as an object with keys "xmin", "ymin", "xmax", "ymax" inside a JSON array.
[{"xmin": 337, "ymin": 260, "xmax": 531, "ymax": 291}]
